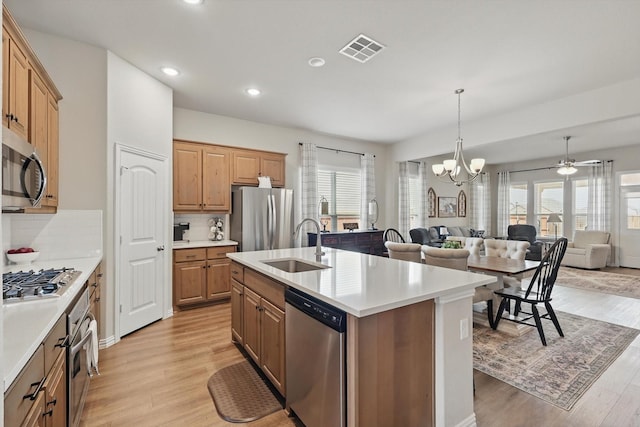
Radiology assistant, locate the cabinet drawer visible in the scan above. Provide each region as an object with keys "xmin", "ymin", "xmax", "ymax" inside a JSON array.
[
  {"xmin": 174, "ymin": 248, "xmax": 206, "ymax": 262},
  {"xmin": 230, "ymin": 262, "xmax": 244, "ymax": 283},
  {"xmin": 207, "ymin": 245, "xmax": 236, "ymax": 259},
  {"xmin": 4, "ymin": 345, "xmax": 45, "ymax": 427},
  {"xmin": 244, "ymin": 269, "xmax": 285, "ymax": 310},
  {"xmin": 43, "ymin": 314, "xmax": 67, "ymax": 374}
]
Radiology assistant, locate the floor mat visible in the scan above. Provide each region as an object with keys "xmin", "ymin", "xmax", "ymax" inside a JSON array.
[{"xmin": 207, "ymin": 360, "xmax": 283, "ymax": 423}]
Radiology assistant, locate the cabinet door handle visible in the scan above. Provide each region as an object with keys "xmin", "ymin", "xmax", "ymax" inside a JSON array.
[
  {"xmin": 55, "ymin": 335, "xmax": 70, "ymax": 349},
  {"xmin": 43, "ymin": 409, "xmax": 54, "ymax": 417},
  {"xmin": 202, "ymin": 265, "xmax": 206, "ymax": 269},
  {"xmin": 13, "ymin": 116, "xmax": 19, "ymax": 123},
  {"xmin": 208, "ymin": 265, "xmax": 211, "ymax": 268},
  {"xmin": 47, "ymin": 398, "xmax": 57, "ymax": 407},
  {"xmin": 186, "ymin": 255, "xmax": 196, "ymax": 258},
  {"xmin": 23, "ymin": 377, "xmax": 46, "ymax": 401},
  {"xmin": 5, "ymin": 113, "xmax": 13, "ymax": 120}
]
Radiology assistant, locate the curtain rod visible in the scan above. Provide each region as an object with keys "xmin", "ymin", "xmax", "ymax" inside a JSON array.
[
  {"xmin": 503, "ymin": 159, "xmax": 612, "ymax": 174},
  {"xmin": 299, "ymin": 142, "xmax": 374, "ymax": 157}
]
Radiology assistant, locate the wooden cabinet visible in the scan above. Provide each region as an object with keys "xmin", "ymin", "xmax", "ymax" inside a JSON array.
[
  {"xmin": 231, "ymin": 277, "xmax": 244, "ymax": 345},
  {"xmin": 231, "ymin": 148, "xmax": 286, "ymax": 187},
  {"xmin": 173, "ymin": 245, "xmax": 236, "ymax": 308},
  {"xmin": 89, "ymin": 263, "xmax": 102, "ymax": 334},
  {"xmin": 21, "ymin": 390, "xmax": 46, "ymax": 427},
  {"xmin": 231, "ymin": 265, "xmax": 286, "ymax": 395},
  {"xmin": 308, "ymin": 230, "xmax": 385, "ymax": 256},
  {"xmin": 3, "ymin": 5, "xmax": 62, "ymax": 212},
  {"xmin": 2, "ymin": 24, "xmax": 29, "ymax": 139},
  {"xmin": 173, "ymin": 140, "xmax": 231, "ymax": 213},
  {"xmin": 43, "ymin": 352, "xmax": 66, "ymax": 427},
  {"xmin": 4, "ymin": 345, "xmax": 46, "ymax": 427}
]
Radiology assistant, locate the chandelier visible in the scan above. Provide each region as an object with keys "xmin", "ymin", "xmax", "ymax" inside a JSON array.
[{"xmin": 432, "ymin": 89, "xmax": 485, "ymax": 186}]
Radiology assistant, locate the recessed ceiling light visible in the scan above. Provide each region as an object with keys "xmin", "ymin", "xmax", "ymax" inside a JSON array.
[
  {"xmin": 245, "ymin": 88, "xmax": 261, "ymax": 97},
  {"xmin": 161, "ymin": 67, "xmax": 180, "ymax": 76},
  {"xmin": 308, "ymin": 57, "xmax": 326, "ymax": 67},
  {"xmin": 182, "ymin": 0, "xmax": 204, "ymax": 5}
]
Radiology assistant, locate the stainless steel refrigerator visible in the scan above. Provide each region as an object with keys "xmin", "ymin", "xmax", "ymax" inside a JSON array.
[{"xmin": 230, "ymin": 187, "xmax": 294, "ymax": 251}]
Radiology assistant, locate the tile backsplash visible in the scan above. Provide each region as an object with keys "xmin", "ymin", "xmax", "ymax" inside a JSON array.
[
  {"xmin": 3, "ymin": 210, "xmax": 103, "ymax": 265},
  {"xmin": 174, "ymin": 213, "xmax": 230, "ymax": 242}
]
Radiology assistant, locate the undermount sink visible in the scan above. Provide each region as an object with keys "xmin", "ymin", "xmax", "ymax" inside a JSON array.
[{"xmin": 262, "ymin": 258, "xmax": 330, "ymax": 273}]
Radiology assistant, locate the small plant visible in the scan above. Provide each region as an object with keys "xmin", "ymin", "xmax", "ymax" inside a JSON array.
[{"xmin": 443, "ymin": 240, "xmax": 462, "ymax": 249}]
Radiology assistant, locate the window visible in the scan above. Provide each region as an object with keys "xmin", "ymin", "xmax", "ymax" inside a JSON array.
[
  {"xmin": 509, "ymin": 183, "xmax": 527, "ymax": 225},
  {"xmin": 318, "ymin": 168, "xmax": 361, "ymax": 231},
  {"xmin": 534, "ymin": 181, "xmax": 564, "ymax": 237},
  {"xmin": 573, "ymin": 179, "xmax": 588, "ymax": 231}
]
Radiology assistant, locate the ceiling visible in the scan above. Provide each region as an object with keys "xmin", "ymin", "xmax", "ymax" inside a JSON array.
[{"xmin": 5, "ymin": 0, "xmax": 640, "ymax": 163}]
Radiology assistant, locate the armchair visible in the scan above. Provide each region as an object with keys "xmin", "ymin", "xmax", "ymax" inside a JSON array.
[
  {"xmin": 409, "ymin": 227, "xmax": 443, "ymax": 247},
  {"xmin": 560, "ymin": 230, "xmax": 610, "ymax": 269},
  {"xmin": 507, "ymin": 224, "xmax": 544, "ymax": 261}
]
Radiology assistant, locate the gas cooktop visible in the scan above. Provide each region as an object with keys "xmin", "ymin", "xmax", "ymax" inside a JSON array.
[{"xmin": 2, "ymin": 268, "xmax": 82, "ymax": 303}]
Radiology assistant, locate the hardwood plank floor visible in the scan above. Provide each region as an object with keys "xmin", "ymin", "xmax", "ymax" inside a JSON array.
[{"xmin": 81, "ymin": 267, "xmax": 640, "ymax": 426}]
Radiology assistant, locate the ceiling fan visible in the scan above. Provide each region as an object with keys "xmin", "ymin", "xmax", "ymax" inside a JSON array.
[{"xmin": 555, "ymin": 136, "xmax": 601, "ymax": 175}]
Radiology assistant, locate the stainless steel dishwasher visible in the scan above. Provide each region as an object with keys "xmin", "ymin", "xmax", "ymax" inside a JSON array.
[{"xmin": 285, "ymin": 287, "xmax": 346, "ymax": 427}]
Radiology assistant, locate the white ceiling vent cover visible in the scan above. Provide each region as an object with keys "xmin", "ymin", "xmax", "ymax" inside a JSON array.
[{"xmin": 339, "ymin": 34, "xmax": 386, "ymax": 63}]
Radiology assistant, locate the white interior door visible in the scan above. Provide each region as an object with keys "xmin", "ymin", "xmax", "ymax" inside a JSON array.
[
  {"xmin": 118, "ymin": 147, "xmax": 167, "ymax": 337},
  {"xmin": 619, "ymin": 185, "xmax": 640, "ymax": 268}
]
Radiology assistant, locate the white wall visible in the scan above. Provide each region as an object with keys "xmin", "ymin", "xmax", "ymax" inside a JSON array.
[
  {"xmin": 173, "ymin": 108, "xmax": 393, "ymax": 232},
  {"xmin": 107, "ymin": 52, "xmax": 173, "ymax": 340}
]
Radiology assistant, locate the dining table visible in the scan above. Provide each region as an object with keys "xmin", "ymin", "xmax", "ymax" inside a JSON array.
[{"xmin": 466, "ymin": 255, "xmax": 540, "ymax": 335}]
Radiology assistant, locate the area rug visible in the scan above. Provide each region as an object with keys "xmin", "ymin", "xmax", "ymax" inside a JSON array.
[
  {"xmin": 207, "ymin": 360, "xmax": 282, "ymax": 423},
  {"xmin": 556, "ymin": 267, "xmax": 640, "ymax": 299},
  {"xmin": 473, "ymin": 311, "xmax": 639, "ymax": 410}
]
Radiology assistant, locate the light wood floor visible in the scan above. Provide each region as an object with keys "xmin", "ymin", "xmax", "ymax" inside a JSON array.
[{"xmin": 81, "ymin": 268, "xmax": 640, "ymax": 427}]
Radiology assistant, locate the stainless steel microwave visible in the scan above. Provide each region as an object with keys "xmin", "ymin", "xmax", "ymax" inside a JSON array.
[{"xmin": 2, "ymin": 126, "xmax": 47, "ymax": 210}]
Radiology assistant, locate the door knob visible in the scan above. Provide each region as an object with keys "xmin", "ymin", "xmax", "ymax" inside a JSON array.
[{"xmin": 157, "ymin": 245, "xmax": 165, "ymax": 251}]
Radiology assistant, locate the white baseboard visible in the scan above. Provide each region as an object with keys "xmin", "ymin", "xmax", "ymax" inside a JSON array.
[
  {"xmin": 99, "ymin": 335, "xmax": 115, "ymax": 349},
  {"xmin": 164, "ymin": 308, "xmax": 174, "ymax": 319},
  {"xmin": 456, "ymin": 413, "xmax": 477, "ymax": 427}
]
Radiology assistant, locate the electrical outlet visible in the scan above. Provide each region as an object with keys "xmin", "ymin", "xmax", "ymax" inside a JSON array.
[{"xmin": 460, "ymin": 318, "xmax": 469, "ymax": 340}]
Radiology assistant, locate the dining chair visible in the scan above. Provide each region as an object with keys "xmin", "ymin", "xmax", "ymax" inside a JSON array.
[
  {"xmin": 492, "ymin": 237, "xmax": 569, "ymax": 346},
  {"xmin": 484, "ymin": 238, "xmax": 530, "ymax": 287},
  {"xmin": 422, "ymin": 246, "xmax": 496, "ymax": 328},
  {"xmin": 384, "ymin": 242, "xmax": 422, "ymax": 263},
  {"xmin": 383, "ymin": 228, "xmax": 405, "ymax": 243}
]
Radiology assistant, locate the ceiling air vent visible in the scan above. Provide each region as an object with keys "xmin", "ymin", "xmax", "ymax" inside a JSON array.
[{"xmin": 339, "ymin": 34, "xmax": 385, "ymax": 63}]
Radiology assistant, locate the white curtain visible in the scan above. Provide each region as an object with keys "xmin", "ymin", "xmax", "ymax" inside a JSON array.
[
  {"xmin": 398, "ymin": 162, "xmax": 410, "ymax": 240},
  {"xmin": 417, "ymin": 162, "xmax": 429, "ymax": 226},
  {"xmin": 587, "ymin": 161, "xmax": 613, "ymax": 231},
  {"xmin": 360, "ymin": 153, "xmax": 376, "ymax": 229},
  {"xmin": 470, "ymin": 173, "xmax": 491, "ymax": 236},
  {"xmin": 299, "ymin": 143, "xmax": 318, "ymax": 244},
  {"xmin": 497, "ymin": 171, "xmax": 511, "ymax": 237}
]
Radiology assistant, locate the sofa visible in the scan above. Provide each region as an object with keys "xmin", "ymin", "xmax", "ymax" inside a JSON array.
[{"xmin": 560, "ymin": 230, "xmax": 611, "ymax": 269}]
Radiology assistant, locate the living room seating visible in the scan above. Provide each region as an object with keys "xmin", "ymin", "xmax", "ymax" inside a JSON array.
[
  {"xmin": 507, "ymin": 224, "xmax": 544, "ymax": 261},
  {"xmin": 385, "ymin": 242, "xmax": 422, "ymax": 263},
  {"xmin": 446, "ymin": 236, "xmax": 484, "ymax": 256},
  {"xmin": 484, "ymin": 239, "xmax": 530, "ymax": 260},
  {"xmin": 409, "ymin": 227, "xmax": 443, "ymax": 247},
  {"xmin": 422, "ymin": 246, "xmax": 496, "ymax": 328},
  {"xmin": 561, "ymin": 230, "xmax": 611, "ymax": 269},
  {"xmin": 493, "ymin": 238, "xmax": 568, "ymax": 346}
]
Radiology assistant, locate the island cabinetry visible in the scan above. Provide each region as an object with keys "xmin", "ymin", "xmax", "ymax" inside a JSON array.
[
  {"xmin": 173, "ymin": 140, "xmax": 231, "ymax": 213},
  {"xmin": 88, "ymin": 262, "xmax": 103, "ymax": 334},
  {"xmin": 347, "ymin": 299, "xmax": 435, "ymax": 426},
  {"xmin": 230, "ymin": 262, "xmax": 244, "ymax": 344},
  {"xmin": 231, "ymin": 148, "xmax": 286, "ymax": 187},
  {"xmin": 173, "ymin": 246, "xmax": 236, "ymax": 308},
  {"xmin": 231, "ymin": 265, "xmax": 286, "ymax": 396}
]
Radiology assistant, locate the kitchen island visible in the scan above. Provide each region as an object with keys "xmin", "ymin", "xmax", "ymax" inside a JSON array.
[{"xmin": 228, "ymin": 247, "xmax": 494, "ymax": 427}]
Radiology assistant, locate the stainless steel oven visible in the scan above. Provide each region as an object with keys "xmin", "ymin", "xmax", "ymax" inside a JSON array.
[
  {"xmin": 2, "ymin": 126, "xmax": 46, "ymax": 210},
  {"xmin": 68, "ymin": 288, "xmax": 95, "ymax": 427}
]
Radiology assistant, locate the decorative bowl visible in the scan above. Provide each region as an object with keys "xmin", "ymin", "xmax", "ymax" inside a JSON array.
[{"xmin": 6, "ymin": 251, "xmax": 40, "ymax": 264}]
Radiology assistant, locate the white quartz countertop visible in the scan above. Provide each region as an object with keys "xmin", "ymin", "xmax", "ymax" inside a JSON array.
[
  {"xmin": 2, "ymin": 256, "xmax": 102, "ymax": 392},
  {"xmin": 172, "ymin": 240, "xmax": 238, "ymax": 249},
  {"xmin": 228, "ymin": 247, "xmax": 495, "ymax": 317}
]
